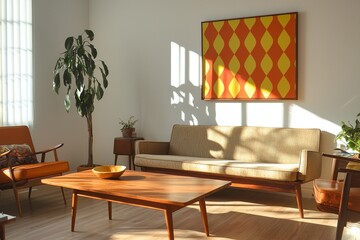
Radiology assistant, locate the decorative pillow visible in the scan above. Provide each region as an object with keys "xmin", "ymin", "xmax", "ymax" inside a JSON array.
[
  {"xmin": 0, "ymin": 144, "xmax": 38, "ymax": 169},
  {"xmin": 0, "ymin": 146, "xmax": 10, "ymax": 155},
  {"xmin": 0, "ymin": 146, "xmax": 11, "ymax": 168}
]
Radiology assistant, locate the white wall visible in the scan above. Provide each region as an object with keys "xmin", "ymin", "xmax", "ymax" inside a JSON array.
[{"xmin": 32, "ymin": 0, "xmax": 360, "ymax": 196}]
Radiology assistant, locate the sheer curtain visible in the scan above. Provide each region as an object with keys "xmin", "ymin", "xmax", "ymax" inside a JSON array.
[{"xmin": 0, "ymin": 0, "xmax": 33, "ymax": 126}]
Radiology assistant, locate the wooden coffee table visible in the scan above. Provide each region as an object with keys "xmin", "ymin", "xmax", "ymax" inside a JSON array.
[{"xmin": 42, "ymin": 170, "xmax": 230, "ymax": 239}]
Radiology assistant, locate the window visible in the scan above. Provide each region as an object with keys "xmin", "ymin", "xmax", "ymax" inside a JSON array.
[{"xmin": 0, "ymin": 0, "xmax": 33, "ymax": 126}]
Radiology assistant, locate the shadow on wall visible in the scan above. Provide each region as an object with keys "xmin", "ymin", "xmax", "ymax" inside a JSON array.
[{"xmin": 170, "ymin": 41, "xmax": 216, "ymax": 125}]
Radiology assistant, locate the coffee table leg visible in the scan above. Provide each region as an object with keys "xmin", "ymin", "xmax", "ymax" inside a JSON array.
[
  {"xmin": 199, "ymin": 198, "xmax": 210, "ymax": 236},
  {"xmin": 0, "ymin": 224, "xmax": 5, "ymax": 240},
  {"xmin": 108, "ymin": 201, "xmax": 112, "ymax": 220},
  {"xmin": 71, "ymin": 191, "xmax": 78, "ymax": 232},
  {"xmin": 164, "ymin": 208, "xmax": 174, "ymax": 240}
]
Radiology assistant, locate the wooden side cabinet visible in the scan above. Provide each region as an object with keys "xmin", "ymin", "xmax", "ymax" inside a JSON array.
[{"xmin": 113, "ymin": 137, "xmax": 143, "ymax": 170}]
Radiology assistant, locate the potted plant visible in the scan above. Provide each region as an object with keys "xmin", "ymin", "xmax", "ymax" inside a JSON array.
[
  {"xmin": 119, "ymin": 116, "xmax": 138, "ymax": 138},
  {"xmin": 53, "ymin": 29, "xmax": 109, "ymax": 168},
  {"xmin": 336, "ymin": 113, "xmax": 360, "ymax": 154}
]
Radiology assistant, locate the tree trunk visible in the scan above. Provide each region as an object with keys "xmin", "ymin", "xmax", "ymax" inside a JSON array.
[{"xmin": 86, "ymin": 112, "xmax": 93, "ymax": 167}]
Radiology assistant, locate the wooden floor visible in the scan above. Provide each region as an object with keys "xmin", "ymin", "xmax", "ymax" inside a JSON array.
[{"xmin": 0, "ymin": 185, "xmax": 359, "ymax": 240}]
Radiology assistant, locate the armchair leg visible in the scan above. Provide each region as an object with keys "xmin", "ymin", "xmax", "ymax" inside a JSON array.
[
  {"xmin": 12, "ymin": 188, "xmax": 22, "ymax": 217},
  {"xmin": 61, "ymin": 187, "xmax": 66, "ymax": 205},
  {"xmin": 28, "ymin": 187, "xmax": 32, "ymax": 199},
  {"xmin": 295, "ymin": 184, "xmax": 304, "ymax": 218}
]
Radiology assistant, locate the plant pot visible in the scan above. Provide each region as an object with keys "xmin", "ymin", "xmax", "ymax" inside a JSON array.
[{"xmin": 122, "ymin": 128, "xmax": 135, "ymax": 138}]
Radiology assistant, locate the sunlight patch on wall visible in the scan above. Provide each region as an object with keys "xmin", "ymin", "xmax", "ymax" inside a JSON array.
[
  {"xmin": 170, "ymin": 41, "xmax": 203, "ymax": 124},
  {"xmin": 289, "ymin": 104, "xmax": 340, "ymax": 134},
  {"xmin": 246, "ymin": 103, "xmax": 284, "ymax": 127},
  {"xmin": 171, "ymin": 42, "xmax": 185, "ymax": 105},
  {"xmin": 215, "ymin": 102, "xmax": 242, "ymax": 126},
  {"xmin": 188, "ymin": 50, "xmax": 200, "ymax": 87}
]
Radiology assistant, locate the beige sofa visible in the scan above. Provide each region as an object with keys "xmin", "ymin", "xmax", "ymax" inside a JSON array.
[{"xmin": 134, "ymin": 124, "xmax": 321, "ymax": 218}]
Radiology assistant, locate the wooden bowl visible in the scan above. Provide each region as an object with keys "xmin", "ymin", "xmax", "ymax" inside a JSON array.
[{"xmin": 92, "ymin": 165, "xmax": 126, "ymax": 179}]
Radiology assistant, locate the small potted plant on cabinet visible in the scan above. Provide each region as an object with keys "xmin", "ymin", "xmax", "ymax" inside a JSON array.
[
  {"xmin": 119, "ymin": 116, "xmax": 138, "ymax": 138},
  {"xmin": 336, "ymin": 112, "xmax": 360, "ymax": 156}
]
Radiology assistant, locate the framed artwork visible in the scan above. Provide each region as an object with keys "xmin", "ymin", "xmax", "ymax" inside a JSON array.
[{"xmin": 201, "ymin": 12, "xmax": 298, "ymax": 100}]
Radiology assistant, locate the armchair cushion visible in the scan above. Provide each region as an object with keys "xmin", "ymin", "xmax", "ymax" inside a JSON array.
[
  {"xmin": 0, "ymin": 144, "xmax": 38, "ymax": 169},
  {"xmin": 0, "ymin": 144, "xmax": 69, "ymax": 184},
  {"xmin": 2, "ymin": 161, "xmax": 69, "ymax": 181}
]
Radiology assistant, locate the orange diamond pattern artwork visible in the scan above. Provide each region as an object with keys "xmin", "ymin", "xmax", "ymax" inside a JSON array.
[{"xmin": 202, "ymin": 12, "xmax": 297, "ymax": 100}]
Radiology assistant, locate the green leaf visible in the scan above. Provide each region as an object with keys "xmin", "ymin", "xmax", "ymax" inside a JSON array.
[
  {"xmin": 96, "ymin": 85, "xmax": 104, "ymax": 100},
  {"xmin": 77, "ymin": 64, "xmax": 83, "ymax": 74},
  {"xmin": 85, "ymin": 30, "xmax": 94, "ymax": 41},
  {"xmin": 54, "ymin": 58, "xmax": 63, "ymax": 72},
  {"xmin": 83, "ymin": 56, "xmax": 90, "ymax": 72},
  {"xmin": 53, "ymin": 72, "xmax": 60, "ymax": 94},
  {"xmin": 64, "ymin": 94, "xmax": 71, "ymax": 112},
  {"xmin": 356, "ymin": 119, "xmax": 360, "ymax": 129},
  {"xmin": 89, "ymin": 44, "xmax": 97, "ymax": 58},
  {"xmin": 65, "ymin": 37, "xmax": 74, "ymax": 50},
  {"xmin": 87, "ymin": 58, "xmax": 95, "ymax": 76},
  {"xmin": 76, "ymin": 73, "xmax": 84, "ymax": 90},
  {"xmin": 75, "ymin": 90, "xmax": 86, "ymax": 117},
  {"xmin": 101, "ymin": 61, "xmax": 109, "ymax": 76},
  {"xmin": 77, "ymin": 35, "xmax": 83, "ymax": 45},
  {"xmin": 77, "ymin": 46, "xmax": 85, "ymax": 56},
  {"xmin": 100, "ymin": 68, "xmax": 108, "ymax": 88},
  {"xmin": 63, "ymin": 69, "xmax": 72, "ymax": 85}
]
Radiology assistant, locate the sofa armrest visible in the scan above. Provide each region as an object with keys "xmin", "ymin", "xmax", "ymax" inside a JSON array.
[
  {"xmin": 135, "ymin": 140, "xmax": 169, "ymax": 155},
  {"xmin": 298, "ymin": 150, "xmax": 321, "ymax": 182}
]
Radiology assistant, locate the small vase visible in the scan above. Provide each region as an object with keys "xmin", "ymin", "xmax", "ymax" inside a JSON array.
[{"xmin": 122, "ymin": 128, "xmax": 134, "ymax": 138}]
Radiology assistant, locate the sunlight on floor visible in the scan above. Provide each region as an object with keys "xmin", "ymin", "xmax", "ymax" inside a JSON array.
[
  {"xmin": 350, "ymin": 225, "xmax": 360, "ymax": 237},
  {"xmin": 2, "ymin": 186, "xmax": 359, "ymax": 239}
]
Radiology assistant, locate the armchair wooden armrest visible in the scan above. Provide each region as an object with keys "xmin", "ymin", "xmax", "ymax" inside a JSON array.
[{"xmin": 33, "ymin": 143, "xmax": 64, "ymax": 162}]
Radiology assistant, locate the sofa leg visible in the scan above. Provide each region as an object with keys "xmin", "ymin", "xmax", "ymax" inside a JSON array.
[{"xmin": 295, "ymin": 184, "xmax": 304, "ymax": 218}]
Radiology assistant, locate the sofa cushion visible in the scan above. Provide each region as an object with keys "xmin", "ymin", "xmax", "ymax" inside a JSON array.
[{"xmin": 135, "ymin": 154, "xmax": 300, "ymax": 181}]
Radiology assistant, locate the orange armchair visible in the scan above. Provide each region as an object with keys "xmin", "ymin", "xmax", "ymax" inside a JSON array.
[
  {"xmin": 313, "ymin": 153, "xmax": 360, "ymax": 240},
  {"xmin": 0, "ymin": 126, "xmax": 69, "ymax": 216}
]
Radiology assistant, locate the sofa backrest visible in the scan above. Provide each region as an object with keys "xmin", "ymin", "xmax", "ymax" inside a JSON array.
[{"xmin": 168, "ymin": 125, "xmax": 321, "ymax": 164}]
